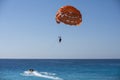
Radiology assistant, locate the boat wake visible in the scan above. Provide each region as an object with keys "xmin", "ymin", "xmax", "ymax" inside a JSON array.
[{"xmin": 21, "ymin": 70, "xmax": 63, "ymax": 80}]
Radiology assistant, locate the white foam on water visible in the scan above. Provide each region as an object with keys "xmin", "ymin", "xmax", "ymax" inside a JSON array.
[
  {"xmin": 40, "ymin": 72, "xmax": 56, "ymax": 76},
  {"xmin": 21, "ymin": 71, "xmax": 63, "ymax": 80}
]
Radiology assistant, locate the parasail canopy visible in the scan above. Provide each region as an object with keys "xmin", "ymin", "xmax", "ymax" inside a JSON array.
[{"xmin": 56, "ymin": 5, "xmax": 82, "ymax": 26}]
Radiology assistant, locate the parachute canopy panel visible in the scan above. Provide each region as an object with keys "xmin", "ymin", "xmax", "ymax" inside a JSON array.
[{"xmin": 56, "ymin": 5, "xmax": 82, "ymax": 26}]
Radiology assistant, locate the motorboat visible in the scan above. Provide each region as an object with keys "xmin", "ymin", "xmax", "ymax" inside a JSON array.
[{"xmin": 29, "ymin": 69, "xmax": 34, "ymax": 72}]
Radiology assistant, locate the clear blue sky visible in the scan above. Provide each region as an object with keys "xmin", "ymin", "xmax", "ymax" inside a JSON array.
[{"xmin": 0, "ymin": 0, "xmax": 120, "ymax": 59}]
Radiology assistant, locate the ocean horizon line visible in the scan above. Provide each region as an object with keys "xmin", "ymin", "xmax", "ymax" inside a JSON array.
[{"xmin": 0, "ymin": 58, "xmax": 120, "ymax": 60}]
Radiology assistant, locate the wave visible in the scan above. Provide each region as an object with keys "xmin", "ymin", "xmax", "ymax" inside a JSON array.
[{"xmin": 21, "ymin": 70, "xmax": 63, "ymax": 80}]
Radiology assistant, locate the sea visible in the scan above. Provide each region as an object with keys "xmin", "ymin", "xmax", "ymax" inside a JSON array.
[{"xmin": 0, "ymin": 59, "xmax": 120, "ymax": 80}]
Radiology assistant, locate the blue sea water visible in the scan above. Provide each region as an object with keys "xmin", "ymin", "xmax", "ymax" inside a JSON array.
[{"xmin": 0, "ymin": 59, "xmax": 120, "ymax": 80}]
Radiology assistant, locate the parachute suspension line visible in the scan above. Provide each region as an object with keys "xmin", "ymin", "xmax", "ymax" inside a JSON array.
[{"xmin": 58, "ymin": 26, "xmax": 62, "ymax": 43}]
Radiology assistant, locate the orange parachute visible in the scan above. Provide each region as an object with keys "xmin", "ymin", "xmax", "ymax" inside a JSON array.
[{"xmin": 56, "ymin": 5, "xmax": 82, "ymax": 26}]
